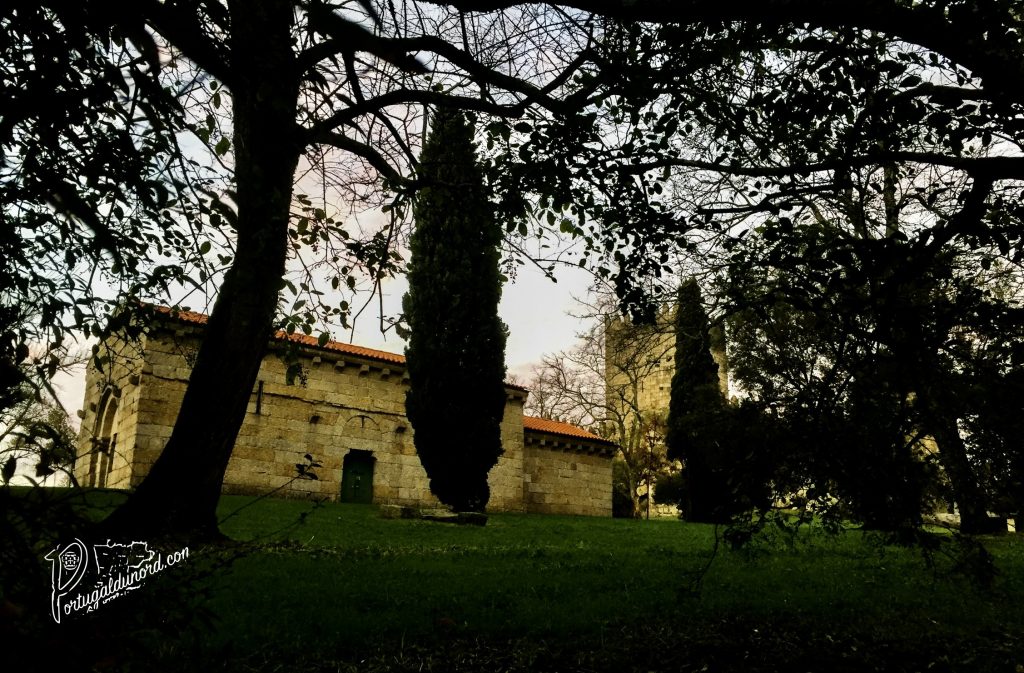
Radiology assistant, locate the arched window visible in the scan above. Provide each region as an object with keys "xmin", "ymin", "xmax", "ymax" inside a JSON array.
[{"xmin": 90, "ymin": 389, "xmax": 119, "ymax": 488}]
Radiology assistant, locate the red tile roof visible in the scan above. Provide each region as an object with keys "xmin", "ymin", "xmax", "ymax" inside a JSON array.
[
  {"xmin": 522, "ymin": 415, "xmax": 617, "ymax": 446},
  {"xmin": 148, "ymin": 306, "xmax": 608, "ymax": 447},
  {"xmin": 148, "ymin": 305, "xmax": 527, "ymax": 389}
]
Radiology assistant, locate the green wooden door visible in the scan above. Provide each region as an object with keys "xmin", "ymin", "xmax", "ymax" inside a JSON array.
[{"xmin": 340, "ymin": 451, "xmax": 375, "ymax": 503}]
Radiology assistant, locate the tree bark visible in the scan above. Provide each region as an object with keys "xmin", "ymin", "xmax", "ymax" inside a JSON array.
[
  {"xmin": 100, "ymin": 0, "xmax": 301, "ymax": 540},
  {"xmin": 918, "ymin": 386, "xmax": 994, "ymax": 535}
]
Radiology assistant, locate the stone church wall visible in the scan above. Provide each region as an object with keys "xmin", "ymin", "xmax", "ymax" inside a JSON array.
[
  {"xmin": 75, "ymin": 335, "xmax": 145, "ymax": 489},
  {"xmin": 78, "ymin": 323, "xmax": 530, "ymax": 510},
  {"xmin": 523, "ymin": 441, "xmax": 613, "ymax": 517},
  {"xmin": 605, "ymin": 312, "xmax": 729, "ymax": 421},
  {"xmin": 74, "ymin": 312, "xmax": 617, "ymax": 516}
]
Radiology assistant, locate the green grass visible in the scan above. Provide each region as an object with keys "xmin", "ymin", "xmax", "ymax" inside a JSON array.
[
  {"xmin": 201, "ymin": 495, "xmax": 1024, "ymax": 668},
  {"xmin": 11, "ymin": 488, "xmax": 1024, "ymax": 671}
]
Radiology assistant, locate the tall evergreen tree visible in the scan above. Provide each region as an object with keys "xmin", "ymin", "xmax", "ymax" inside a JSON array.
[
  {"xmin": 665, "ymin": 278, "xmax": 728, "ymax": 523},
  {"xmin": 403, "ymin": 109, "xmax": 508, "ymax": 513}
]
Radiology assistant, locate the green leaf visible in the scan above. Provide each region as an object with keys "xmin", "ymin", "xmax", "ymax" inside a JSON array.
[
  {"xmin": 2, "ymin": 456, "xmax": 16, "ymax": 484},
  {"xmin": 404, "ymin": 108, "xmax": 508, "ymax": 509},
  {"xmin": 214, "ymin": 137, "xmax": 230, "ymax": 156}
]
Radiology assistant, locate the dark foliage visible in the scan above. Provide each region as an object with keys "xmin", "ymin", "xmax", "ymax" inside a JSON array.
[
  {"xmin": 611, "ymin": 459, "xmax": 638, "ymax": 518},
  {"xmin": 664, "ymin": 279, "xmax": 732, "ymax": 523},
  {"xmin": 964, "ymin": 368, "xmax": 1024, "ymax": 517},
  {"xmin": 653, "ymin": 470, "xmax": 686, "ymax": 510},
  {"xmin": 404, "ymin": 109, "xmax": 508, "ymax": 513},
  {"xmin": 721, "ymin": 227, "xmax": 1024, "ymax": 533},
  {"xmin": 1, "ymin": 4, "xmax": 202, "ymax": 369},
  {"xmin": 658, "ymin": 401, "xmax": 781, "ymax": 519},
  {"xmin": 9, "ymin": 0, "xmax": 1023, "ymax": 544},
  {"xmin": 0, "ymin": 487, "xmax": 226, "ymax": 672}
]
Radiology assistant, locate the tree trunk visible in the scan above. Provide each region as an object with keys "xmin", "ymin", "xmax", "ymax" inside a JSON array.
[
  {"xmin": 883, "ymin": 266, "xmax": 994, "ymax": 535},
  {"xmin": 100, "ymin": 0, "xmax": 301, "ymax": 540},
  {"xmin": 918, "ymin": 387, "xmax": 994, "ymax": 534},
  {"xmin": 629, "ymin": 469, "xmax": 642, "ymax": 519}
]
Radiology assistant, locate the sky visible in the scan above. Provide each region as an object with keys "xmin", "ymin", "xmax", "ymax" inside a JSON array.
[
  {"xmin": 347, "ymin": 261, "xmax": 596, "ymax": 381},
  {"xmin": 51, "ymin": 258, "xmax": 598, "ymax": 432},
  {"xmin": 46, "ymin": 127, "xmax": 605, "ymax": 438}
]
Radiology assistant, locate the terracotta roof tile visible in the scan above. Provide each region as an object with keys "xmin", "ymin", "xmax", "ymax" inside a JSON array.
[
  {"xmin": 281, "ymin": 330, "xmax": 406, "ymax": 365},
  {"xmin": 148, "ymin": 307, "xmax": 606, "ymax": 446},
  {"xmin": 522, "ymin": 415, "xmax": 617, "ymax": 446},
  {"xmin": 148, "ymin": 305, "xmax": 527, "ymax": 389}
]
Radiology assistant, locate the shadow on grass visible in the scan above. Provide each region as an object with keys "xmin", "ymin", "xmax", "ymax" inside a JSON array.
[{"xmin": 4, "ymin": 489, "xmax": 1023, "ymax": 672}]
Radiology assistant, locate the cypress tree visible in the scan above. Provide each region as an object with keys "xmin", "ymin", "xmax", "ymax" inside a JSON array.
[
  {"xmin": 665, "ymin": 278, "xmax": 727, "ymax": 522},
  {"xmin": 403, "ymin": 109, "xmax": 508, "ymax": 513}
]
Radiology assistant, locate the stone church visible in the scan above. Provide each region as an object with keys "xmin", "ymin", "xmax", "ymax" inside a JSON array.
[{"xmin": 74, "ymin": 308, "xmax": 615, "ymax": 516}]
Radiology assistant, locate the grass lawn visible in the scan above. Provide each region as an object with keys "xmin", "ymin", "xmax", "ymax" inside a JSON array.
[
  {"xmin": 183, "ymin": 495, "xmax": 1024, "ymax": 670},
  {"xmin": 10, "ymin": 489, "xmax": 1024, "ymax": 671}
]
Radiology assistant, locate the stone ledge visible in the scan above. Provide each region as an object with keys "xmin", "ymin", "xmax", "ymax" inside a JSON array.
[{"xmin": 378, "ymin": 505, "xmax": 487, "ymax": 525}]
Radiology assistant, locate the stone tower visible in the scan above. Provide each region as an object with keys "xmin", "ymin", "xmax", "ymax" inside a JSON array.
[{"xmin": 605, "ymin": 307, "xmax": 728, "ymax": 422}]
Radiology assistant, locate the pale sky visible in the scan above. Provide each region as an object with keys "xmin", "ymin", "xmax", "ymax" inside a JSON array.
[
  {"xmin": 52, "ymin": 259, "xmax": 597, "ymax": 430},
  {"xmin": 348, "ymin": 262, "xmax": 595, "ymax": 380},
  {"xmin": 50, "ymin": 140, "xmax": 603, "ymax": 429}
]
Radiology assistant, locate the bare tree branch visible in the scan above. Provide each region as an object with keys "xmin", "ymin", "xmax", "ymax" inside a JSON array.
[
  {"xmin": 427, "ymin": 0, "xmax": 1024, "ymax": 96},
  {"xmin": 618, "ymin": 153, "xmax": 1024, "ymax": 181},
  {"xmin": 309, "ymin": 130, "xmax": 413, "ymax": 186}
]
